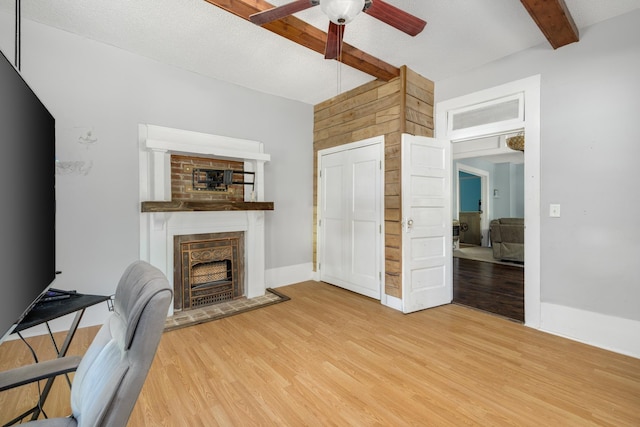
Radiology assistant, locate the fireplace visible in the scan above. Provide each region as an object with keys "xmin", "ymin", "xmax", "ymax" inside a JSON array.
[
  {"xmin": 138, "ymin": 124, "xmax": 272, "ymax": 317},
  {"xmin": 174, "ymin": 232, "xmax": 244, "ymax": 310}
]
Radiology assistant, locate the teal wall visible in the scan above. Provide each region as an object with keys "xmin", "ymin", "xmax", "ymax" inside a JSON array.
[
  {"xmin": 454, "ymin": 158, "xmax": 523, "ymax": 221},
  {"xmin": 459, "ymin": 171, "xmax": 481, "ymax": 211}
]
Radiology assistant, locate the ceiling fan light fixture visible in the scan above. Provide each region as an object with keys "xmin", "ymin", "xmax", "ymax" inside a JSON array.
[{"xmin": 320, "ymin": 0, "xmax": 365, "ymax": 25}]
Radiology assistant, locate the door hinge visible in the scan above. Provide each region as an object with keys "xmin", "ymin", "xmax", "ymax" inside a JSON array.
[
  {"xmin": 380, "ymin": 160, "xmax": 382, "ymax": 170},
  {"xmin": 319, "ymin": 219, "xmax": 321, "ymax": 227},
  {"xmin": 318, "ymin": 263, "xmax": 321, "ymax": 270},
  {"xmin": 319, "ymin": 170, "xmax": 322, "ymax": 178},
  {"xmin": 379, "ymin": 224, "xmax": 382, "ymax": 234},
  {"xmin": 379, "ymin": 271, "xmax": 382, "ymax": 281}
]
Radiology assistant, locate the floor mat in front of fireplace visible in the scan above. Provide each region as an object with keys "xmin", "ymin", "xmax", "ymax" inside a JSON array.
[{"xmin": 163, "ymin": 288, "xmax": 290, "ymax": 332}]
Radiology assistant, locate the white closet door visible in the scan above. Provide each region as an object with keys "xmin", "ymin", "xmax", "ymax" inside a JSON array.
[
  {"xmin": 320, "ymin": 151, "xmax": 347, "ymax": 285},
  {"xmin": 319, "ymin": 141, "xmax": 382, "ymax": 299},
  {"xmin": 348, "ymin": 144, "xmax": 382, "ymax": 298}
]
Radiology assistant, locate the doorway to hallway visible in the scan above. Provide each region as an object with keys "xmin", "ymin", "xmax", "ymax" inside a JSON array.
[
  {"xmin": 453, "ymin": 257, "xmax": 524, "ymax": 322},
  {"xmin": 436, "ymin": 75, "xmax": 540, "ymax": 326},
  {"xmin": 452, "ymin": 147, "xmax": 524, "ymax": 321}
]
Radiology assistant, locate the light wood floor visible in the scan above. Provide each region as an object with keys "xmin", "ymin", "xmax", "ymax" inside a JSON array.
[{"xmin": 1, "ymin": 281, "xmax": 639, "ymax": 426}]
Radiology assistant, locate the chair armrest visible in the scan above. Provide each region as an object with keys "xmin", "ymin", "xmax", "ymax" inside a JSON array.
[{"xmin": 0, "ymin": 355, "xmax": 82, "ymax": 392}]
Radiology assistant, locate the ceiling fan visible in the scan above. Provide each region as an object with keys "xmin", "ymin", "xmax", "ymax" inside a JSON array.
[{"xmin": 249, "ymin": 0, "xmax": 426, "ymax": 60}]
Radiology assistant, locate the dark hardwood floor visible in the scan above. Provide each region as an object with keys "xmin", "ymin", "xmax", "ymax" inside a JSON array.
[{"xmin": 453, "ymin": 257, "xmax": 525, "ymax": 322}]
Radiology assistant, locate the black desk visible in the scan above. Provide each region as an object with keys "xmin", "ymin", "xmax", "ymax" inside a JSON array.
[
  {"xmin": 16, "ymin": 293, "xmax": 109, "ymax": 332},
  {"xmin": 5, "ymin": 292, "xmax": 109, "ymax": 425}
]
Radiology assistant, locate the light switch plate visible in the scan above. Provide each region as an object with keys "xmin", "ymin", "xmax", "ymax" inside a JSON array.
[{"xmin": 549, "ymin": 204, "xmax": 561, "ymax": 218}]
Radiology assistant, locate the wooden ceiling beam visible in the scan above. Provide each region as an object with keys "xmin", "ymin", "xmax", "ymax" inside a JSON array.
[
  {"xmin": 520, "ymin": 0, "xmax": 579, "ymax": 49},
  {"xmin": 203, "ymin": 0, "xmax": 400, "ymax": 81}
]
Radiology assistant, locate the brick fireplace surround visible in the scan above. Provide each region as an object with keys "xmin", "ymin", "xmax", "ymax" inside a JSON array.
[{"xmin": 138, "ymin": 124, "xmax": 271, "ymax": 317}]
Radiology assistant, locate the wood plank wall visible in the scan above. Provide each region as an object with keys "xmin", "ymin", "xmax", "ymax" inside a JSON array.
[{"xmin": 313, "ymin": 66, "xmax": 434, "ymax": 298}]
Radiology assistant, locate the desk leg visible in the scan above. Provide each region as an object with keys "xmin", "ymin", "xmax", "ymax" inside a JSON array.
[{"xmin": 29, "ymin": 308, "xmax": 86, "ymax": 421}]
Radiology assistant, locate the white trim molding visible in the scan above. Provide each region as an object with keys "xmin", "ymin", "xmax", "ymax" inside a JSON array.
[
  {"xmin": 541, "ymin": 303, "xmax": 640, "ymax": 359},
  {"xmin": 266, "ymin": 263, "xmax": 314, "ymax": 289},
  {"xmin": 436, "ymin": 75, "xmax": 541, "ymax": 328},
  {"xmin": 382, "ymin": 294, "xmax": 403, "ymax": 312}
]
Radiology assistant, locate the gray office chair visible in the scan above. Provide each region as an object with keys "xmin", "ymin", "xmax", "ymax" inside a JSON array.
[{"xmin": 0, "ymin": 261, "xmax": 172, "ymax": 426}]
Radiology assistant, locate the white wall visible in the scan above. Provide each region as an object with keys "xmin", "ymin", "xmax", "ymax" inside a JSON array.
[
  {"xmin": 493, "ymin": 162, "xmax": 524, "ymax": 219},
  {"xmin": 0, "ymin": 13, "xmax": 314, "ymax": 332},
  {"xmin": 512, "ymin": 163, "xmax": 524, "ymax": 217},
  {"xmin": 437, "ymin": 10, "xmax": 640, "ymax": 355}
]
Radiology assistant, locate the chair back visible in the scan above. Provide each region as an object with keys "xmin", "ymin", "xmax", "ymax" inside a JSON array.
[{"xmin": 69, "ymin": 261, "xmax": 172, "ymax": 427}]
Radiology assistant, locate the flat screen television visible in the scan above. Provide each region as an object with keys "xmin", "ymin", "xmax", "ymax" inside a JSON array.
[{"xmin": 0, "ymin": 48, "xmax": 56, "ymax": 345}]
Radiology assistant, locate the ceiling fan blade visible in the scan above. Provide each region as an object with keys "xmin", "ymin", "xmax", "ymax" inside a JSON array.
[
  {"xmin": 365, "ymin": 0, "xmax": 426, "ymax": 36},
  {"xmin": 249, "ymin": 0, "xmax": 319, "ymax": 26},
  {"xmin": 324, "ymin": 22, "xmax": 345, "ymax": 60}
]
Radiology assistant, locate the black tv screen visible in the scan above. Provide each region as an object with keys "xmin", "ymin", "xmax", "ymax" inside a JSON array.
[{"xmin": 0, "ymin": 49, "xmax": 56, "ymax": 344}]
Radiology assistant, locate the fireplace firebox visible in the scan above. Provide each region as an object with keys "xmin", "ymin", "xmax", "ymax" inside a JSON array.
[{"xmin": 173, "ymin": 232, "xmax": 244, "ymax": 311}]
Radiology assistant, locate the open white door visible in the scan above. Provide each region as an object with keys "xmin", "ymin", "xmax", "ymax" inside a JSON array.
[{"xmin": 401, "ymin": 134, "xmax": 452, "ymax": 313}]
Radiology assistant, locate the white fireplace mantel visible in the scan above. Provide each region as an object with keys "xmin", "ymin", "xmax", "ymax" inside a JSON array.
[{"xmin": 138, "ymin": 124, "xmax": 271, "ymax": 315}]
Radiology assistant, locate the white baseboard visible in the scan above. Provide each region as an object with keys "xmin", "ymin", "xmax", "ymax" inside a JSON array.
[
  {"xmin": 265, "ymin": 263, "xmax": 314, "ymax": 289},
  {"xmin": 382, "ymin": 294, "xmax": 403, "ymax": 312},
  {"xmin": 540, "ymin": 302, "xmax": 640, "ymax": 359}
]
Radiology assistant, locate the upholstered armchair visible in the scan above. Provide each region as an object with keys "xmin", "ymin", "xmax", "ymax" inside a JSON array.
[{"xmin": 490, "ymin": 218, "xmax": 525, "ymax": 262}]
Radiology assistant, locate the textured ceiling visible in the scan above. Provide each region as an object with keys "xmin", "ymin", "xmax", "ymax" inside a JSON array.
[{"xmin": 0, "ymin": 0, "xmax": 638, "ymax": 105}]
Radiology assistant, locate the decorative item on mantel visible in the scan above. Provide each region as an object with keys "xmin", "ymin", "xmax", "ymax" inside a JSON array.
[
  {"xmin": 192, "ymin": 168, "xmax": 255, "ymax": 195},
  {"xmin": 507, "ymin": 132, "xmax": 525, "ymax": 151}
]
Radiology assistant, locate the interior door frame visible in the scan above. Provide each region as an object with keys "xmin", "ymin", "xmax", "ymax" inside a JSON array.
[
  {"xmin": 455, "ymin": 163, "xmax": 491, "ymax": 246},
  {"xmin": 316, "ymin": 136, "xmax": 385, "ymax": 299},
  {"xmin": 436, "ymin": 75, "xmax": 541, "ymax": 328}
]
